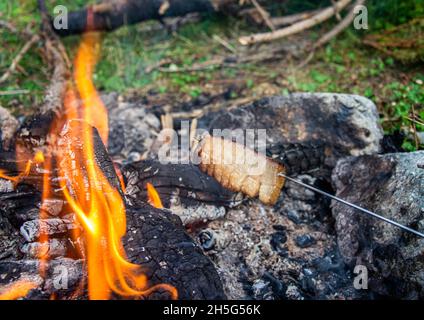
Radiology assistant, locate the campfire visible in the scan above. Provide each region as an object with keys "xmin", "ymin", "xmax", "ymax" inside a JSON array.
[
  {"xmin": 0, "ymin": 0, "xmax": 423, "ymax": 302},
  {"xmin": 0, "ymin": 28, "xmax": 289, "ymax": 301},
  {"xmin": 0, "ymin": 32, "xmax": 179, "ymax": 300}
]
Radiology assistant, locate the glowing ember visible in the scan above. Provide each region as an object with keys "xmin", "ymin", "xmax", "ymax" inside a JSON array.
[
  {"xmin": 146, "ymin": 183, "xmax": 164, "ymax": 209},
  {"xmin": 0, "ymin": 279, "xmax": 39, "ymax": 300}
]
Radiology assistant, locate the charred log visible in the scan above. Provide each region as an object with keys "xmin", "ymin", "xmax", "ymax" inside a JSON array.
[
  {"xmin": 0, "ymin": 186, "xmax": 43, "ymax": 228},
  {"xmin": 123, "ymin": 159, "xmax": 240, "ymax": 207},
  {"xmin": 123, "ymin": 203, "xmax": 226, "ymax": 299},
  {"xmin": 6, "ymin": 120, "xmax": 124, "ymax": 196},
  {"xmin": 51, "ymin": 0, "xmax": 237, "ymax": 37},
  {"xmin": 16, "ymin": 111, "xmax": 56, "ymax": 154},
  {"xmin": 0, "ymin": 201, "xmax": 227, "ymax": 299},
  {"xmin": 266, "ymin": 142, "xmax": 326, "ymax": 176},
  {"xmin": 20, "ymin": 218, "xmax": 81, "ymax": 243},
  {"xmin": 0, "ymin": 123, "xmax": 226, "ymax": 299},
  {"xmin": 20, "ymin": 239, "xmax": 68, "ymax": 259},
  {"xmin": 0, "ymin": 258, "xmax": 84, "ymax": 300}
]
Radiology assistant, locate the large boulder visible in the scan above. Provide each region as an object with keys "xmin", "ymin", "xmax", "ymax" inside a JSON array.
[{"xmin": 332, "ymin": 151, "xmax": 424, "ymax": 299}]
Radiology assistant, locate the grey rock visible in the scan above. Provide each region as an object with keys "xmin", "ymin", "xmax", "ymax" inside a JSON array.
[{"xmin": 332, "ymin": 151, "xmax": 424, "ymax": 298}]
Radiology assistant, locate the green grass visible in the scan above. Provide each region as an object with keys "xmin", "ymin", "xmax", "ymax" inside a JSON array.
[{"xmin": 0, "ymin": 0, "xmax": 422, "ymax": 149}]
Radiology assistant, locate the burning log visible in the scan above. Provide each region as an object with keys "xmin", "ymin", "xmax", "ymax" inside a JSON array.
[
  {"xmin": 20, "ymin": 239, "xmax": 68, "ymax": 259},
  {"xmin": 0, "ymin": 258, "xmax": 84, "ymax": 300},
  {"xmin": 1, "ymin": 120, "xmax": 124, "ymax": 197},
  {"xmin": 20, "ymin": 218, "xmax": 81, "ymax": 243},
  {"xmin": 123, "ymin": 203, "xmax": 226, "ymax": 299},
  {"xmin": 51, "ymin": 0, "xmax": 237, "ymax": 37},
  {"xmin": 57, "ymin": 120, "xmax": 125, "ymax": 195},
  {"xmin": 0, "ymin": 201, "xmax": 227, "ymax": 299},
  {"xmin": 0, "ymin": 117, "xmax": 227, "ymax": 299},
  {"xmin": 123, "ymin": 160, "xmax": 240, "ymax": 207},
  {"xmin": 123, "ymin": 159, "xmax": 242, "ymax": 225}
]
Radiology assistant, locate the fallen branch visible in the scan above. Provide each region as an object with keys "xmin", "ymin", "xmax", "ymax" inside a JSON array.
[
  {"xmin": 51, "ymin": 0, "xmax": 237, "ymax": 36},
  {"xmin": 0, "ymin": 34, "xmax": 40, "ymax": 84},
  {"xmin": 250, "ymin": 0, "xmax": 275, "ymax": 31},
  {"xmin": 270, "ymin": 9, "xmax": 322, "ymax": 27},
  {"xmin": 238, "ymin": 0, "xmax": 352, "ymax": 45}
]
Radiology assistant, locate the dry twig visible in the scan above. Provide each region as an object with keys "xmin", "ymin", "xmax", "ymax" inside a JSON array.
[
  {"xmin": 270, "ymin": 9, "xmax": 322, "ymax": 28},
  {"xmin": 250, "ymin": 0, "xmax": 275, "ymax": 31},
  {"xmin": 238, "ymin": 0, "xmax": 352, "ymax": 45}
]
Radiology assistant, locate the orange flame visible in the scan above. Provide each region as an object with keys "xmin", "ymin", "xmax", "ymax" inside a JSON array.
[
  {"xmin": 0, "ymin": 32, "xmax": 176, "ymax": 300},
  {"xmin": 73, "ymin": 32, "xmax": 109, "ymax": 144},
  {"xmin": 0, "ymin": 279, "xmax": 39, "ymax": 300},
  {"xmin": 52, "ymin": 32, "xmax": 176, "ymax": 300},
  {"xmin": 146, "ymin": 183, "xmax": 164, "ymax": 209}
]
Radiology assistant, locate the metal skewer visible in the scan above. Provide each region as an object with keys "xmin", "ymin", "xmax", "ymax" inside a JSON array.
[{"xmin": 278, "ymin": 173, "xmax": 424, "ymax": 239}]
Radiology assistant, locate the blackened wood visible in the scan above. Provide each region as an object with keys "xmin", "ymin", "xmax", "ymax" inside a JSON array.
[
  {"xmin": 20, "ymin": 218, "xmax": 81, "ymax": 242},
  {"xmin": 21, "ymin": 239, "xmax": 68, "ymax": 259},
  {"xmin": 0, "ymin": 186, "xmax": 42, "ymax": 228},
  {"xmin": 123, "ymin": 159, "xmax": 239, "ymax": 208},
  {"xmin": 9, "ymin": 120, "xmax": 124, "ymax": 196},
  {"xmin": 267, "ymin": 142, "xmax": 326, "ymax": 176},
  {"xmin": 0, "ymin": 152, "xmax": 21, "ymax": 175},
  {"xmin": 0, "ymin": 210, "xmax": 21, "ymax": 260},
  {"xmin": 0, "ymin": 258, "xmax": 85, "ymax": 300},
  {"xmin": 0, "ymin": 202, "xmax": 226, "ymax": 299},
  {"xmin": 17, "ymin": 111, "xmax": 56, "ymax": 152},
  {"xmin": 124, "ymin": 202, "xmax": 226, "ymax": 299},
  {"xmin": 52, "ymin": 0, "xmax": 226, "ymax": 37}
]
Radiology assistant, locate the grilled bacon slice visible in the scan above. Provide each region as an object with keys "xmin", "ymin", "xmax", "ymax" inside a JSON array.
[{"xmin": 195, "ymin": 134, "xmax": 285, "ymax": 205}]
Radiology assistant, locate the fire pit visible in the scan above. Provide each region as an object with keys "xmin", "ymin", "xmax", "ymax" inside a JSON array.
[{"xmin": 1, "ymin": 22, "xmax": 423, "ymax": 301}]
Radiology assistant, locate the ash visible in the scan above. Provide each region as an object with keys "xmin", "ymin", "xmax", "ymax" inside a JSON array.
[{"xmin": 193, "ymin": 175, "xmax": 363, "ymax": 300}]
